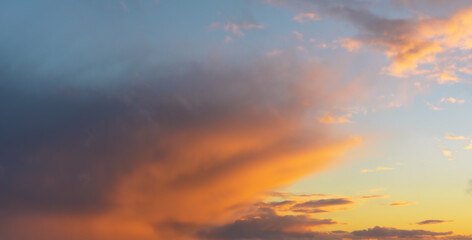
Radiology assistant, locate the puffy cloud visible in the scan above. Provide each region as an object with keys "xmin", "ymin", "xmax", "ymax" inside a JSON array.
[{"xmin": 274, "ymin": 0, "xmax": 472, "ymax": 80}]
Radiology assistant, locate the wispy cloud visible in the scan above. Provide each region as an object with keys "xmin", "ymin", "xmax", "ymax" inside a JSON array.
[
  {"xmin": 390, "ymin": 201, "xmax": 417, "ymax": 207},
  {"xmin": 440, "ymin": 97, "xmax": 465, "ymax": 104},
  {"xmin": 360, "ymin": 195, "xmax": 388, "ymax": 200},
  {"xmin": 416, "ymin": 219, "xmax": 453, "ymax": 225},
  {"xmin": 445, "ymin": 134, "xmax": 469, "ymax": 140},
  {"xmin": 293, "ymin": 31, "xmax": 304, "ymax": 41},
  {"xmin": 223, "ymin": 22, "xmax": 265, "ymax": 36},
  {"xmin": 361, "ymin": 166, "xmax": 394, "ymax": 173}
]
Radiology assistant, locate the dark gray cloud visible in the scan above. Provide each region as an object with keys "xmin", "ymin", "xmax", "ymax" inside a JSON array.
[
  {"xmin": 257, "ymin": 200, "xmax": 296, "ymax": 207},
  {"xmin": 292, "ymin": 198, "xmax": 354, "ymax": 209},
  {"xmin": 352, "ymin": 226, "xmax": 453, "ymax": 239},
  {"xmin": 198, "ymin": 207, "xmax": 337, "ymax": 240},
  {"xmin": 0, "ymin": 2, "xmax": 351, "ymax": 240},
  {"xmin": 416, "ymin": 219, "xmax": 452, "ymax": 225}
]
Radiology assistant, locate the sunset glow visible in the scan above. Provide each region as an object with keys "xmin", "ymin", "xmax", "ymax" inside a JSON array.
[{"xmin": 2, "ymin": 1, "xmax": 472, "ymax": 239}]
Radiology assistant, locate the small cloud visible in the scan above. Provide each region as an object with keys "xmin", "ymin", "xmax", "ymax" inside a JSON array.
[
  {"xmin": 224, "ymin": 36, "xmax": 233, "ymax": 43},
  {"xmin": 440, "ymin": 97, "xmax": 465, "ymax": 104},
  {"xmin": 291, "ymin": 198, "xmax": 355, "ymax": 209},
  {"xmin": 361, "ymin": 169, "xmax": 374, "ymax": 173},
  {"xmin": 207, "ymin": 22, "xmax": 220, "ymax": 30},
  {"xmin": 431, "ymin": 70, "xmax": 461, "ymax": 85},
  {"xmin": 293, "ymin": 13, "xmax": 319, "ymax": 23},
  {"xmin": 292, "ymin": 208, "xmax": 328, "ymax": 214},
  {"xmin": 445, "ymin": 134, "xmax": 469, "ymax": 140},
  {"xmin": 442, "ymin": 150, "xmax": 454, "ymax": 161},
  {"xmin": 416, "ymin": 219, "xmax": 453, "ymax": 225},
  {"xmin": 296, "ymin": 45, "xmax": 306, "ymax": 51},
  {"xmin": 442, "ymin": 150, "xmax": 452, "ymax": 157},
  {"xmin": 266, "ymin": 49, "xmax": 282, "ymax": 56},
  {"xmin": 361, "ymin": 195, "xmax": 388, "ymax": 200},
  {"xmin": 390, "ymin": 201, "xmax": 417, "ymax": 207},
  {"xmin": 223, "ymin": 22, "xmax": 265, "ymax": 36},
  {"xmin": 426, "ymin": 102, "xmax": 443, "ymax": 111},
  {"xmin": 317, "ymin": 113, "xmax": 352, "ymax": 124},
  {"xmin": 339, "ymin": 38, "xmax": 362, "ymax": 52},
  {"xmin": 465, "ymin": 140, "xmax": 472, "ymax": 150},
  {"xmin": 293, "ymin": 31, "xmax": 304, "ymax": 41},
  {"xmin": 120, "ymin": 1, "xmax": 128, "ymax": 10}
]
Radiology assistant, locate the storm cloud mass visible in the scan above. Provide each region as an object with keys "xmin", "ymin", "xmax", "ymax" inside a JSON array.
[{"xmin": 0, "ymin": 1, "xmax": 360, "ymax": 239}]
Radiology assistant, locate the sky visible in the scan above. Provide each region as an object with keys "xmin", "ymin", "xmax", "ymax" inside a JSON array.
[{"xmin": 2, "ymin": 0, "xmax": 472, "ymax": 239}]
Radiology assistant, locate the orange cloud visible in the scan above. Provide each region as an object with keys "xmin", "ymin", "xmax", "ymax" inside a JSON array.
[
  {"xmin": 360, "ymin": 195, "xmax": 388, "ymax": 200},
  {"xmin": 445, "ymin": 134, "xmax": 469, "ymax": 140},
  {"xmin": 0, "ymin": 52, "xmax": 364, "ymax": 240},
  {"xmin": 328, "ymin": 5, "xmax": 472, "ymax": 80},
  {"xmin": 465, "ymin": 141, "xmax": 472, "ymax": 150},
  {"xmin": 390, "ymin": 201, "xmax": 417, "ymax": 207},
  {"xmin": 440, "ymin": 97, "xmax": 465, "ymax": 104},
  {"xmin": 293, "ymin": 13, "xmax": 318, "ymax": 23},
  {"xmin": 317, "ymin": 113, "xmax": 352, "ymax": 124},
  {"xmin": 339, "ymin": 38, "xmax": 362, "ymax": 52}
]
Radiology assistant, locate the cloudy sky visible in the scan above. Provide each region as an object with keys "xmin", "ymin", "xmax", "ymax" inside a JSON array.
[{"xmin": 2, "ymin": 0, "xmax": 472, "ymax": 239}]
